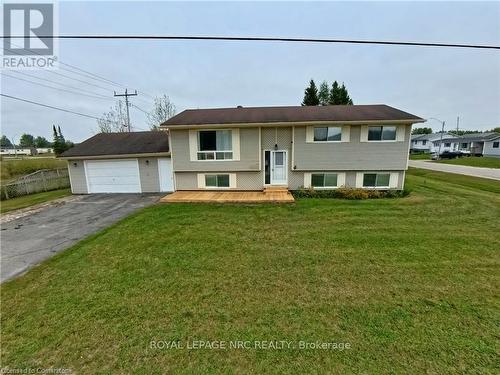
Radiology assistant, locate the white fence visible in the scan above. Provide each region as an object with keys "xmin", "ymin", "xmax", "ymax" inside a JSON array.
[{"xmin": 1, "ymin": 168, "xmax": 70, "ymax": 200}]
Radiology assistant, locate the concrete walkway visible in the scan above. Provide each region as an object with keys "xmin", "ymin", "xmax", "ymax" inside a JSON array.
[{"xmin": 408, "ymin": 160, "xmax": 500, "ymax": 181}]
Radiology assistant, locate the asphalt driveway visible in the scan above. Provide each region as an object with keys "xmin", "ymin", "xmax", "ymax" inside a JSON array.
[
  {"xmin": 408, "ymin": 160, "xmax": 500, "ymax": 180},
  {"xmin": 1, "ymin": 194, "xmax": 161, "ymax": 283}
]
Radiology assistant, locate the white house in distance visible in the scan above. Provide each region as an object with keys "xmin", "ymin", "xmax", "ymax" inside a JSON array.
[
  {"xmin": 410, "ymin": 133, "xmax": 454, "ymax": 153},
  {"xmin": 0, "ymin": 147, "xmax": 37, "ymax": 156},
  {"xmin": 433, "ymin": 132, "xmax": 500, "ymax": 157}
]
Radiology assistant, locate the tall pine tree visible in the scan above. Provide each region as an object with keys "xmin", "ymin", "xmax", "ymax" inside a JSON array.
[
  {"xmin": 328, "ymin": 81, "xmax": 353, "ymax": 105},
  {"xmin": 302, "ymin": 80, "xmax": 320, "ymax": 106},
  {"xmin": 318, "ymin": 81, "xmax": 330, "ymax": 106},
  {"xmin": 52, "ymin": 125, "xmax": 65, "ymax": 155}
]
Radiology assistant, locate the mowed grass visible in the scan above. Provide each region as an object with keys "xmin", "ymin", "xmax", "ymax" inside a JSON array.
[
  {"xmin": 0, "ymin": 158, "xmax": 66, "ymax": 181},
  {"xmin": 436, "ymin": 156, "xmax": 500, "ymax": 169},
  {"xmin": 409, "ymin": 153, "xmax": 431, "ymax": 160},
  {"xmin": 1, "ymin": 170, "xmax": 499, "ymax": 373},
  {"xmin": 0, "ymin": 188, "xmax": 71, "ymax": 214}
]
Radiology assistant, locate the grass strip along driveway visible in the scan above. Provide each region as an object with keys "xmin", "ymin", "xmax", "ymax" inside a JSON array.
[
  {"xmin": 0, "ymin": 189, "xmax": 71, "ymax": 214},
  {"xmin": 1, "ymin": 169, "xmax": 499, "ymax": 373}
]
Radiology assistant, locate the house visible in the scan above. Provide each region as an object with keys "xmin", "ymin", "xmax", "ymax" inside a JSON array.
[
  {"xmin": 61, "ymin": 105, "xmax": 424, "ymax": 194},
  {"xmin": 36, "ymin": 147, "xmax": 54, "ymax": 154},
  {"xmin": 432, "ymin": 132, "xmax": 500, "ymax": 156},
  {"xmin": 0, "ymin": 147, "xmax": 37, "ymax": 156},
  {"xmin": 60, "ymin": 132, "xmax": 173, "ymax": 194},
  {"xmin": 160, "ymin": 104, "xmax": 424, "ymax": 191},
  {"xmin": 410, "ymin": 133, "xmax": 454, "ymax": 153}
]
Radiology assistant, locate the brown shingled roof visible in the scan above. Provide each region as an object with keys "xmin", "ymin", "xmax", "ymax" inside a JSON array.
[
  {"xmin": 162, "ymin": 104, "xmax": 424, "ymax": 126},
  {"xmin": 60, "ymin": 131, "xmax": 169, "ymax": 158}
]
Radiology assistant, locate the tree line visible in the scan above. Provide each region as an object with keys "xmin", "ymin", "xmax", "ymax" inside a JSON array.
[
  {"xmin": 1, "ymin": 126, "xmax": 73, "ymax": 155},
  {"xmin": 302, "ymin": 79, "xmax": 353, "ymax": 106}
]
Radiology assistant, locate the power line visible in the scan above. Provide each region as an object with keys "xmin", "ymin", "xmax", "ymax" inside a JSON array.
[
  {"xmin": 4, "ymin": 35, "xmax": 499, "ymax": 50},
  {"xmin": 1, "ymin": 73, "xmax": 114, "ymax": 101},
  {"xmin": 1, "ymin": 93, "xmax": 101, "ymax": 120},
  {"xmin": 7, "ymin": 41, "xmax": 157, "ymax": 99},
  {"xmin": 131, "ymin": 103, "xmax": 149, "ymax": 115},
  {"xmin": 9, "ymin": 71, "xmax": 114, "ymax": 99}
]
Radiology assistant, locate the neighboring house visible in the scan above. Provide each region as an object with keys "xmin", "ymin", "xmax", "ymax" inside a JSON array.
[
  {"xmin": 483, "ymin": 134, "xmax": 500, "ymax": 157},
  {"xmin": 36, "ymin": 147, "xmax": 53, "ymax": 154},
  {"xmin": 160, "ymin": 104, "xmax": 424, "ymax": 191},
  {"xmin": 410, "ymin": 133, "xmax": 454, "ymax": 153},
  {"xmin": 433, "ymin": 132, "xmax": 500, "ymax": 156},
  {"xmin": 0, "ymin": 147, "xmax": 37, "ymax": 156},
  {"xmin": 60, "ymin": 132, "xmax": 173, "ymax": 194}
]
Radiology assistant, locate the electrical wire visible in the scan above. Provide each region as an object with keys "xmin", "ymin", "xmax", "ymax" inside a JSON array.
[
  {"xmin": 4, "ymin": 34, "xmax": 498, "ymax": 50},
  {"xmin": 1, "ymin": 93, "xmax": 101, "ymax": 120}
]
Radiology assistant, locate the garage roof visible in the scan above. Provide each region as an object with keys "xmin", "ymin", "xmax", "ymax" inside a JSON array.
[
  {"xmin": 161, "ymin": 104, "xmax": 424, "ymax": 127},
  {"xmin": 60, "ymin": 131, "xmax": 169, "ymax": 158}
]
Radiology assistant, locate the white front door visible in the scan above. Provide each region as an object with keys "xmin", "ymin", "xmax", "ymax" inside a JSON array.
[
  {"xmin": 158, "ymin": 158, "xmax": 174, "ymax": 192},
  {"xmin": 271, "ymin": 150, "xmax": 287, "ymax": 185}
]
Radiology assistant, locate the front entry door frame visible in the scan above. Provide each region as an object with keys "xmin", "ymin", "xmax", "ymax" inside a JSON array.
[{"xmin": 264, "ymin": 149, "xmax": 288, "ymax": 186}]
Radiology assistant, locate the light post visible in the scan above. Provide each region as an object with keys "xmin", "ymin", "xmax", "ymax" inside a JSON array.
[{"xmin": 428, "ymin": 118, "xmax": 445, "ymax": 159}]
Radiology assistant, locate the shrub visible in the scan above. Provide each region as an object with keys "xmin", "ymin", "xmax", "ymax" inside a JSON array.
[{"xmin": 292, "ymin": 186, "xmax": 408, "ymax": 200}]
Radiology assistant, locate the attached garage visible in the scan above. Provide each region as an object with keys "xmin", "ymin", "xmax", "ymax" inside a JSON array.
[
  {"xmin": 60, "ymin": 132, "xmax": 173, "ymax": 194},
  {"xmin": 85, "ymin": 159, "xmax": 141, "ymax": 193}
]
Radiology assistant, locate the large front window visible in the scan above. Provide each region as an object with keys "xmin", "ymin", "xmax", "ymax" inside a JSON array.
[
  {"xmin": 363, "ymin": 173, "xmax": 390, "ymax": 187},
  {"xmin": 368, "ymin": 126, "xmax": 397, "ymax": 141},
  {"xmin": 198, "ymin": 130, "xmax": 233, "ymax": 160}
]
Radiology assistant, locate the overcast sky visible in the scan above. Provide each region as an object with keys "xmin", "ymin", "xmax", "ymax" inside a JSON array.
[{"xmin": 1, "ymin": 1, "xmax": 499, "ymax": 143}]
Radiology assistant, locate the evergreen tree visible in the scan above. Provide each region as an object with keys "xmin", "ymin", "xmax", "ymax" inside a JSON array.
[
  {"xmin": 318, "ymin": 81, "xmax": 330, "ymax": 106},
  {"xmin": 302, "ymin": 79, "xmax": 320, "ymax": 106},
  {"xmin": 52, "ymin": 125, "xmax": 64, "ymax": 155},
  {"xmin": 338, "ymin": 83, "xmax": 353, "ymax": 105},
  {"xmin": 328, "ymin": 81, "xmax": 340, "ymax": 104},
  {"xmin": 329, "ymin": 81, "xmax": 353, "ymax": 105}
]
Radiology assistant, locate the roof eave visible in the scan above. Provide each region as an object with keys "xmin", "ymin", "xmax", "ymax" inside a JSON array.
[
  {"xmin": 161, "ymin": 118, "xmax": 425, "ymax": 129},
  {"xmin": 58, "ymin": 151, "xmax": 171, "ymax": 160}
]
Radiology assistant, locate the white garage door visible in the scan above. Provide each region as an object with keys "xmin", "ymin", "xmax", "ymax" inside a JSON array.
[{"xmin": 85, "ymin": 159, "xmax": 141, "ymax": 193}]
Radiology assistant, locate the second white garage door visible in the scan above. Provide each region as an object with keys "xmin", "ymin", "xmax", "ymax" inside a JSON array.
[{"xmin": 85, "ymin": 159, "xmax": 141, "ymax": 193}]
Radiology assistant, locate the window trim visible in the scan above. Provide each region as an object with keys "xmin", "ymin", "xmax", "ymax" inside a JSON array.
[
  {"xmin": 310, "ymin": 173, "xmax": 339, "ymax": 189},
  {"xmin": 367, "ymin": 125, "xmax": 398, "ymax": 142},
  {"xmin": 198, "ymin": 173, "xmax": 236, "ymax": 189},
  {"xmin": 189, "ymin": 129, "xmax": 240, "ymax": 162},
  {"xmin": 362, "ymin": 173, "xmax": 391, "ymax": 188},
  {"xmin": 197, "ymin": 130, "xmax": 234, "ymax": 161},
  {"xmin": 312, "ymin": 126, "xmax": 343, "ymax": 143},
  {"xmin": 304, "ymin": 172, "xmax": 345, "ymax": 189}
]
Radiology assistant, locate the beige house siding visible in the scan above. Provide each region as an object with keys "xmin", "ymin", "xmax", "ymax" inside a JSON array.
[
  {"xmin": 67, "ymin": 160, "xmax": 88, "ymax": 194},
  {"xmin": 293, "ymin": 125, "xmax": 411, "ymax": 170},
  {"xmin": 175, "ymin": 171, "xmax": 264, "ymax": 190},
  {"xmin": 170, "ymin": 128, "xmax": 260, "ymax": 171},
  {"xmin": 170, "ymin": 122, "xmax": 413, "ymax": 191}
]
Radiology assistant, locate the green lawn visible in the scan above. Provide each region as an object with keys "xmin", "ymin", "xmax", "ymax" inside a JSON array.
[
  {"xmin": 0, "ymin": 157, "xmax": 66, "ymax": 181},
  {"xmin": 1, "ymin": 170, "xmax": 499, "ymax": 373},
  {"xmin": 435, "ymin": 156, "xmax": 500, "ymax": 169},
  {"xmin": 409, "ymin": 153, "xmax": 431, "ymax": 160},
  {"xmin": 0, "ymin": 188, "xmax": 71, "ymax": 214}
]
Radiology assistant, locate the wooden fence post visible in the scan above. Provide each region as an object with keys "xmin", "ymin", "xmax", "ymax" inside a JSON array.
[{"xmin": 41, "ymin": 170, "xmax": 48, "ymax": 191}]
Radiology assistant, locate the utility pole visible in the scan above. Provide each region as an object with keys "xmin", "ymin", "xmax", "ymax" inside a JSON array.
[
  {"xmin": 114, "ymin": 89, "xmax": 137, "ymax": 132},
  {"xmin": 456, "ymin": 116, "xmax": 460, "ymax": 134}
]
